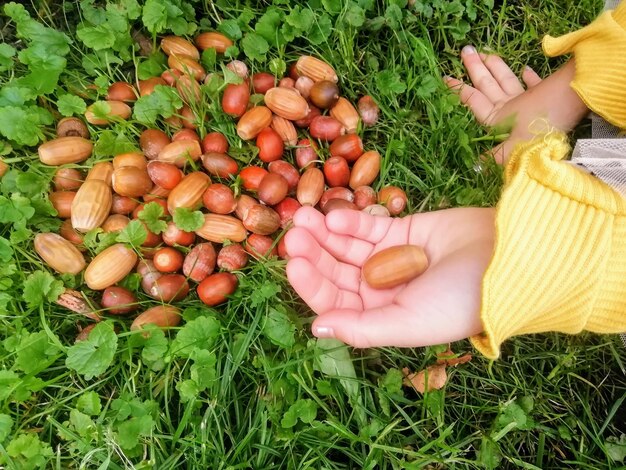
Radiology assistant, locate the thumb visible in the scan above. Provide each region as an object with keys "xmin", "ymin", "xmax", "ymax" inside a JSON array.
[
  {"xmin": 522, "ymin": 65, "xmax": 542, "ymax": 88},
  {"xmin": 311, "ymin": 306, "xmax": 447, "ymax": 349}
]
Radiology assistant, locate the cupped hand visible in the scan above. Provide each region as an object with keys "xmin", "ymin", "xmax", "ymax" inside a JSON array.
[{"xmin": 285, "ymin": 206, "xmax": 495, "ymax": 348}]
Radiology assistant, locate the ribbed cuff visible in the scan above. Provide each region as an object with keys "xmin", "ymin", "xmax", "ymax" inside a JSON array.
[
  {"xmin": 471, "ymin": 133, "xmax": 626, "ymax": 360},
  {"xmin": 542, "ymin": 3, "xmax": 626, "ymax": 129}
]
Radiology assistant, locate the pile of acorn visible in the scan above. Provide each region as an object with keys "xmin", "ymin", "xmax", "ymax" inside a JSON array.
[{"xmin": 32, "ymin": 32, "xmax": 409, "ymax": 336}]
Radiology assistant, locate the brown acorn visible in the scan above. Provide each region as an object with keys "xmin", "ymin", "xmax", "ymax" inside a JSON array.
[
  {"xmin": 309, "ymin": 80, "xmax": 340, "ymax": 109},
  {"xmin": 243, "ymin": 204, "xmax": 281, "ymax": 235},
  {"xmin": 296, "ymin": 168, "xmax": 325, "ymax": 207},
  {"xmin": 362, "ymin": 245, "xmax": 428, "ymax": 289},
  {"xmin": 264, "ymin": 88, "xmax": 310, "ymax": 121},
  {"xmin": 236, "ymin": 106, "xmax": 273, "ymax": 140}
]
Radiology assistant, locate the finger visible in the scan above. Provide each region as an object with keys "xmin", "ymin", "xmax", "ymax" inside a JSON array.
[
  {"xmin": 324, "ymin": 209, "xmax": 394, "ymax": 244},
  {"xmin": 286, "ymin": 258, "xmax": 363, "ymax": 315},
  {"xmin": 293, "ymin": 207, "xmax": 375, "ymax": 266},
  {"xmin": 285, "ymin": 228, "xmax": 361, "ymax": 292},
  {"xmin": 445, "ymin": 77, "xmax": 495, "ymax": 125},
  {"xmin": 461, "ymin": 45, "xmax": 508, "ymax": 103},
  {"xmin": 522, "ymin": 66, "xmax": 542, "ymax": 88},
  {"xmin": 311, "ymin": 306, "xmax": 467, "ymax": 349},
  {"xmin": 483, "ymin": 54, "xmax": 525, "ymax": 95},
  {"xmin": 483, "ymin": 141, "xmax": 510, "ymax": 165}
]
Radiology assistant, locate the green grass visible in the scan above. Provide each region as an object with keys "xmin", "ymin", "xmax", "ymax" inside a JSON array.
[{"xmin": 1, "ymin": 1, "xmax": 625, "ymax": 469}]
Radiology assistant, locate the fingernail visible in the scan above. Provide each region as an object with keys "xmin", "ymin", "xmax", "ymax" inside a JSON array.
[
  {"xmin": 313, "ymin": 325, "xmax": 335, "ymax": 338},
  {"xmin": 443, "ymin": 75, "xmax": 453, "ymax": 82},
  {"xmin": 462, "ymin": 45, "xmax": 477, "ymax": 55},
  {"xmin": 524, "ymin": 65, "xmax": 533, "ymax": 72}
]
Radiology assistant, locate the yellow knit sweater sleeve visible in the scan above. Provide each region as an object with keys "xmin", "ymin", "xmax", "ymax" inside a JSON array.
[
  {"xmin": 471, "ymin": 133, "xmax": 626, "ymax": 360},
  {"xmin": 542, "ymin": 2, "xmax": 626, "ymax": 128}
]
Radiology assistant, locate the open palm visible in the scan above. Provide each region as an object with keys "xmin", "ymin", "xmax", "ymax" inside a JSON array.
[{"xmin": 285, "ymin": 206, "xmax": 496, "ymax": 348}]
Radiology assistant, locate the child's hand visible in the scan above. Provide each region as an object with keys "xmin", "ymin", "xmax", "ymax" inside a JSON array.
[
  {"xmin": 285, "ymin": 206, "xmax": 495, "ymax": 348},
  {"xmin": 446, "ymin": 48, "xmax": 587, "ymax": 163}
]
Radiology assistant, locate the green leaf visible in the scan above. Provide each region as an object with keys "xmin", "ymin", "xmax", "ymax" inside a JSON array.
[
  {"xmin": 284, "ymin": 6, "xmax": 315, "ymax": 34},
  {"xmin": 116, "ymin": 219, "xmax": 148, "ymax": 247},
  {"xmin": 16, "ymin": 330, "xmax": 61, "ymax": 374},
  {"xmin": 57, "ymin": 94, "xmax": 87, "ymax": 116},
  {"xmin": 255, "ymin": 9, "xmax": 284, "ymax": 47},
  {"xmin": 0, "ymin": 106, "xmax": 48, "ymax": 146},
  {"xmin": 142, "ymin": 0, "xmax": 167, "ymax": 34},
  {"xmin": 415, "ymin": 74, "xmax": 439, "ymax": 98},
  {"xmin": 322, "ymin": 0, "xmax": 342, "ymax": 15},
  {"xmin": 375, "ymin": 70, "xmax": 406, "ymax": 95},
  {"xmin": 173, "ymin": 207, "xmax": 205, "ymax": 232},
  {"xmin": 0, "ymin": 236, "xmax": 13, "ymax": 262},
  {"xmin": 477, "ymin": 436, "xmax": 502, "ymax": 469},
  {"xmin": 606, "ymin": 434, "xmax": 626, "ymax": 464},
  {"xmin": 5, "ymin": 433, "xmax": 54, "ymax": 469},
  {"xmin": 358, "ymin": 0, "xmax": 376, "ymax": 10},
  {"xmin": 201, "ymin": 48, "xmax": 217, "ymax": 71},
  {"xmin": 136, "ymin": 325, "xmax": 169, "ymax": 371},
  {"xmin": 0, "ymin": 370, "xmax": 19, "ymax": 401},
  {"xmin": 82, "ymin": 228, "xmax": 119, "ymax": 254},
  {"xmin": 309, "ymin": 14, "xmax": 333, "ymax": 45},
  {"xmin": 16, "ymin": 48, "xmax": 67, "ymax": 94},
  {"xmin": 248, "ymin": 281, "xmax": 281, "ymax": 307},
  {"xmin": 77, "ymin": 24, "xmax": 116, "ymax": 50},
  {"xmin": 23, "ymin": 271, "xmax": 64, "ymax": 308},
  {"xmin": 76, "ymin": 391, "xmax": 102, "ymax": 416},
  {"xmin": 190, "ymin": 349, "xmax": 217, "ymax": 389},
  {"xmin": 142, "ymin": 0, "xmax": 195, "ymax": 36},
  {"xmin": 110, "ymin": 394, "xmax": 155, "ymax": 422},
  {"xmin": 344, "ymin": 3, "xmax": 366, "ymax": 27},
  {"xmin": 88, "ymin": 100, "xmax": 112, "ymax": 120},
  {"xmin": 117, "ymin": 415, "xmax": 154, "ymax": 450},
  {"xmin": 380, "ymin": 368, "xmax": 403, "ymax": 393},
  {"xmin": 0, "ymin": 85, "xmax": 36, "ymax": 107},
  {"xmin": 176, "ymin": 379, "xmax": 200, "ymax": 402},
  {"xmin": 281, "ymin": 399, "xmax": 317, "ymax": 428},
  {"xmin": 0, "ymin": 413, "xmax": 13, "ymax": 441},
  {"xmin": 133, "ymin": 85, "xmax": 183, "ymax": 124},
  {"xmin": 0, "ymin": 43, "xmax": 16, "ymax": 72},
  {"xmin": 269, "ymin": 58, "xmax": 286, "ymax": 80},
  {"xmin": 138, "ymin": 201, "xmax": 167, "ymax": 234},
  {"xmin": 492, "ymin": 398, "xmax": 536, "ymax": 440},
  {"xmin": 119, "ymin": 272, "xmax": 142, "ymax": 292},
  {"xmin": 237, "ymin": 8, "xmax": 256, "ymax": 28},
  {"xmin": 263, "ymin": 306, "xmax": 295, "ymax": 349},
  {"xmin": 224, "ymin": 45, "xmax": 240, "ymax": 59},
  {"xmin": 65, "ymin": 321, "xmax": 118, "ymax": 380},
  {"xmin": 16, "ymin": 172, "xmax": 47, "ymax": 197},
  {"xmin": 171, "ymin": 315, "xmax": 220, "ymax": 358},
  {"xmin": 0, "ymin": 194, "xmax": 35, "ymax": 224},
  {"xmin": 218, "ymin": 19, "xmax": 242, "ymax": 40},
  {"xmin": 94, "ymin": 130, "xmax": 138, "ymax": 157},
  {"xmin": 69, "ymin": 409, "xmax": 96, "ymax": 438},
  {"xmin": 241, "ymin": 33, "xmax": 270, "ymax": 62},
  {"xmin": 94, "ymin": 75, "xmax": 110, "ymax": 92},
  {"xmin": 5, "ymin": 3, "xmax": 71, "ymax": 56},
  {"xmin": 315, "ymin": 338, "xmax": 359, "ymax": 403},
  {"xmin": 119, "ymin": 0, "xmax": 142, "ymax": 19},
  {"xmin": 137, "ymin": 53, "xmax": 167, "ymax": 80},
  {"xmin": 384, "ymin": 4, "xmax": 404, "ymax": 29}
]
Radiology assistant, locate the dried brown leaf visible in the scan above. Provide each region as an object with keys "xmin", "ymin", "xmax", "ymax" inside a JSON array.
[
  {"xmin": 56, "ymin": 289, "xmax": 101, "ymax": 321},
  {"xmin": 402, "ymin": 364, "xmax": 447, "ymax": 393},
  {"xmin": 132, "ymin": 29, "xmax": 153, "ymax": 56},
  {"xmin": 436, "ymin": 347, "xmax": 472, "ymax": 367}
]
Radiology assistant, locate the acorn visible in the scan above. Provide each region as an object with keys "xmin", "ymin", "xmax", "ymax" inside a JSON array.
[{"xmin": 309, "ymin": 80, "xmax": 340, "ymax": 109}]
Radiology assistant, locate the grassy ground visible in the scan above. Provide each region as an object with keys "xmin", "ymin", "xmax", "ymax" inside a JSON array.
[{"xmin": 1, "ymin": 1, "xmax": 625, "ymax": 469}]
